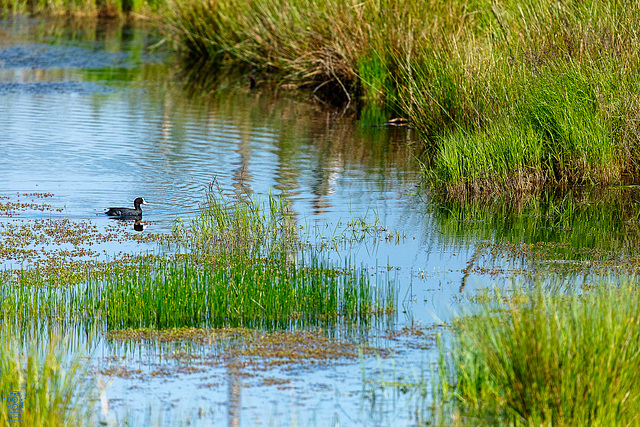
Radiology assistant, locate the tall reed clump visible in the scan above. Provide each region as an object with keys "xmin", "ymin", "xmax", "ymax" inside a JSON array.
[
  {"xmin": 164, "ymin": 0, "xmax": 640, "ymax": 194},
  {"xmin": 92, "ymin": 182, "xmax": 395, "ymax": 330},
  {"xmin": 397, "ymin": 0, "xmax": 640, "ymax": 196},
  {"xmin": 428, "ymin": 63, "xmax": 624, "ymax": 197},
  {"xmin": 162, "ymin": 0, "xmax": 467, "ymax": 104},
  {"xmin": 439, "ymin": 283, "xmax": 640, "ymax": 425},
  {"xmin": 91, "ymin": 254, "xmax": 393, "ymax": 330},
  {"xmin": 172, "ymin": 179, "xmax": 297, "ymax": 258},
  {"xmin": 0, "ymin": 331, "xmax": 95, "ymax": 425}
]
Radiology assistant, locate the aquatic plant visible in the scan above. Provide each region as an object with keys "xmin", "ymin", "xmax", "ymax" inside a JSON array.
[
  {"xmin": 0, "ymin": 253, "xmax": 395, "ymax": 331},
  {"xmin": 92, "ymin": 253, "xmax": 395, "ymax": 330},
  {"xmin": 438, "ymin": 283, "xmax": 640, "ymax": 425},
  {"xmin": 0, "ymin": 331, "xmax": 95, "ymax": 425},
  {"xmin": 172, "ymin": 179, "xmax": 297, "ymax": 258}
]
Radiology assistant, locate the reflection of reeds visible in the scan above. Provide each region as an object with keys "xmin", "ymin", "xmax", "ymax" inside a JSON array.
[
  {"xmin": 164, "ymin": 0, "xmax": 640, "ymax": 195},
  {"xmin": 428, "ymin": 187, "xmax": 640, "ymax": 254},
  {"xmin": 437, "ymin": 283, "xmax": 640, "ymax": 425}
]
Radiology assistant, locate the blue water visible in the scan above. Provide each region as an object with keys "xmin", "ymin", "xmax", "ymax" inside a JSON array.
[{"xmin": 0, "ymin": 18, "xmax": 494, "ymax": 425}]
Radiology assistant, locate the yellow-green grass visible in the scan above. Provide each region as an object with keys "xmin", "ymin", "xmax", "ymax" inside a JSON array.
[
  {"xmin": 172, "ymin": 179, "xmax": 297, "ymax": 258},
  {"xmin": 0, "ymin": 0, "xmax": 162, "ymax": 17},
  {"xmin": 0, "ymin": 331, "xmax": 95, "ymax": 425},
  {"xmin": 437, "ymin": 283, "xmax": 640, "ymax": 425},
  {"xmin": 162, "ymin": 0, "xmax": 640, "ymax": 194},
  {"xmin": 162, "ymin": 0, "xmax": 462, "ymax": 103}
]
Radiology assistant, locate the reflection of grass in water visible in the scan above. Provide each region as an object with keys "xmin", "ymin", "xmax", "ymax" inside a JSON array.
[
  {"xmin": 0, "ymin": 331, "xmax": 95, "ymax": 425},
  {"xmin": 429, "ymin": 188, "xmax": 640, "ymax": 269}
]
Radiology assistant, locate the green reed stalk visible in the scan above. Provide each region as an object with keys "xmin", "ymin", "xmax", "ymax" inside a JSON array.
[
  {"xmin": 173, "ymin": 179, "xmax": 297, "ymax": 258},
  {"xmin": 0, "ymin": 331, "xmax": 95, "ymax": 425},
  {"xmin": 92, "ymin": 254, "xmax": 392, "ymax": 330},
  {"xmin": 440, "ymin": 283, "xmax": 640, "ymax": 425}
]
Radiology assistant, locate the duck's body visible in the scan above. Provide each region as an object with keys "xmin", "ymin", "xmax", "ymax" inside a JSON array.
[{"xmin": 105, "ymin": 197, "xmax": 148, "ymax": 218}]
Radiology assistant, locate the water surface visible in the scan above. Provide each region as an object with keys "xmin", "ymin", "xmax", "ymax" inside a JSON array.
[{"xmin": 2, "ymin": 17, "xmax": 639, "ymax": 425}]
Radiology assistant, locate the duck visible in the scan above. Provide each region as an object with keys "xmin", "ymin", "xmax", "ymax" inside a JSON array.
[{"xmin": 105, "ymin": 197, "xmax": 148, "ymax": 218}]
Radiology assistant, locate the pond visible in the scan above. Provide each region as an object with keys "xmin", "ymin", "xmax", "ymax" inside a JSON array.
[{"xmin": 2, "ymin": 17, "xmax": 640, "ymax": 425}]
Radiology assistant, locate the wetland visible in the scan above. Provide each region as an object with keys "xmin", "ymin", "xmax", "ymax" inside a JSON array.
[{"xmin": 2, "ymin": 13, "xmax": 640, "ymax": 426}]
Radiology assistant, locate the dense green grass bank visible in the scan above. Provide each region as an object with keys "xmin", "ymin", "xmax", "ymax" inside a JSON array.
[
  {"xmin": 437, "ymin": 284, "xmax": 640, "ymax": 425},
  {"xmin": 162, "ymin": 0, "xmax": 640, "ymax": 196},
  {"xmin": 3, "ymin": 1, "xmax": 638, "ymax": 194}
]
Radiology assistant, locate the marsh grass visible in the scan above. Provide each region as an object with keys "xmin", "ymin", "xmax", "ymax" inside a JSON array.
[
  {"xmin": 162, "ymin": 0, "xmax": 460, "ymax": 103},
  {"xmin": 93, "ymin": 253, "xmax": 394, "ymax": 330},
  {"xmin": 0, "ymin": 254, "xmax": 393, "ymax": 331},
  {"xmin": 0, "ymin": 331, "xmax": 95, "ymax": 425},
  {"xmin": 163, "ymin": 0, "xmax": 640, "ymax": 194},
  {"xmin": 172, "ymin": 179, "xmax": 297, "ymax": 258},
  {"xmin": 0, "ymin": 184, "xmax": 396, "ymax": 331},
  {"xmin": 437, "ymin": 283, "xmax": 640, "ymax": 425},
  {"xmin": 0, "ymin": 0, "xmax": 162, "ymax": 17}
]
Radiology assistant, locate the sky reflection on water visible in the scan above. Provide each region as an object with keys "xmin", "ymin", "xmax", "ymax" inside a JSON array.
[{"xmin": 5, "ymin": 17, "xmax": 637, "ymax": 425}]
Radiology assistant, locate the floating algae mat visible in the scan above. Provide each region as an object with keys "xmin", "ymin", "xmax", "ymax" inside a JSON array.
[
  {"xmin": 0, "ymin": 190, "xmax": 405, "ymax": 424},
  {"xmin": 0, "ymin": 190, "xmax": 397, "ymax": 333}
]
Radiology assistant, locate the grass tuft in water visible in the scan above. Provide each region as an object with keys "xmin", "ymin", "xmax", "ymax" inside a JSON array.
[
  {"xmin": 172, "ymin": 179, "xmax": 297, "ymax": 258},
  {"xmin": 0, "ymin": 331, "xmax": 95, "ymax": 425},
  {"xmin": 93, "ymin": 253, "xmax": 394, "ymax": 330},
  {"xmin": 438, "ymin": 283, "xmax": 640, "ymax": 425},
  {"xmin": 0, "ymin": 183, "xmax": 396, "ymax": 332}
]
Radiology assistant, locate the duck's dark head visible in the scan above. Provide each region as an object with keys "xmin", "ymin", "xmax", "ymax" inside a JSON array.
[{"xmin": 134, "ymin": 197, "xmax": 148, "ymax": 208}]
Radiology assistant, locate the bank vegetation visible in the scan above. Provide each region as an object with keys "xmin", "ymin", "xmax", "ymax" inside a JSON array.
[
  {"xmin": 161, "ymin": 0, "xmax": 640, "ymax": 197},
  {"xmin": 2, "ymin": 0, "xmax": 638, "ymax": 196}
]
